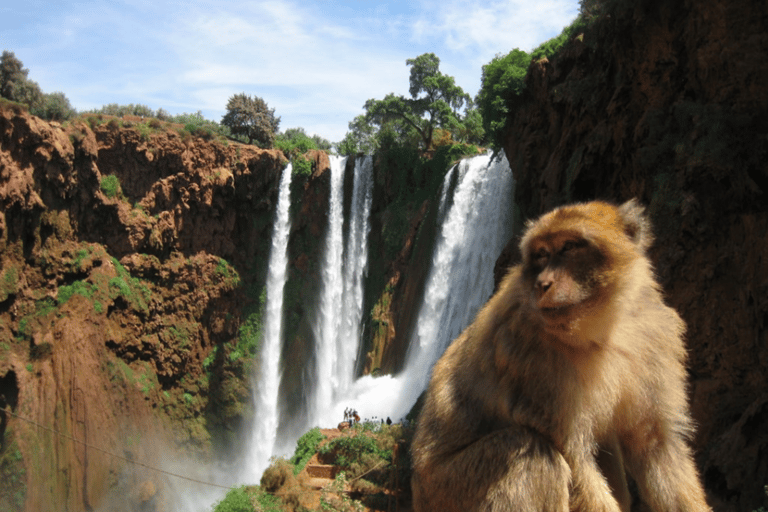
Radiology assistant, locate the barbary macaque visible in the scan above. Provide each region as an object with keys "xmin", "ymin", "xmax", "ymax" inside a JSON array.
[{"xmin": 411, "ymin": 200, "xmax": 710, "ymax": 512}]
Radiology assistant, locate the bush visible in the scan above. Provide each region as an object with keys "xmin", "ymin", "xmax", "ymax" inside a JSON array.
[
  {"xmin": 57, "ymin": 280, "xmax": 96, "ymax": 305},
  {"xmin": 260, "ymin": 458, "xmax": 295, "ymax": 493},
  {"xmin": 289, "ymin": 427, "xmax": 325, "ymax": 474},
  {"xmin": 32, "ymin": 91, "xmax": 76, "ymax": 121},
  {"xmin": 212, "ymin": 486, "xmax": 254, "ymax": 512},
  {"xmin": 319, "ymin": 432, "xmax": 389, "ymax": 469},
  {"xmin": 99, "ymin": 174, "xmax": 121, "ymax": 198},
  {"xmin": 291, "ymin": 155, "xmax": 312, "ymax": 179}
]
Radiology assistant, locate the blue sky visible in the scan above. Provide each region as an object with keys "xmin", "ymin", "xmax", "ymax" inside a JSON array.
[{"xmin": 1, "ymin": 0, "xmax": 579, "ymax": 142}]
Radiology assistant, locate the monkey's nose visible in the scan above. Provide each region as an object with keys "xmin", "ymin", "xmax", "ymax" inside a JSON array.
[{"xmin": 537, "ymin": 279, "xmax": 552, "ymax": 292}]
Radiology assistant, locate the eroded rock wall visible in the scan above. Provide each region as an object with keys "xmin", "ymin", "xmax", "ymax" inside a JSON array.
[
  {"xmin": 501, "ymin": 1, "xmax": 768, "ymax": 509},
  {"xmin": 0, "ymin": 106, "xmax": 286, "ymax": 511}
]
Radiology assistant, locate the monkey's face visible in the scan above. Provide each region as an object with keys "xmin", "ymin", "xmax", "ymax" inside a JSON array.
[
  {"xmin": 520, "ymin": 202, "xmax": 641, "ymax": 343},
  {"xmin": 524, "ymin": 231, "xmax": 605, "ymax": 329}
]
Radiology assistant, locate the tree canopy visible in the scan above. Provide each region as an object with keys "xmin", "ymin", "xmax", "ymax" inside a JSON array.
[
  {"xmin": 349, "ymin": 53, "xmax": 480, "ymax": 153},
  {"xmin": 221, "ymin": 93, "xmax": 280, "ymax": 148},
  {"xmin": 0, "ymin": 51, "xmax": 75, "ymax": 121}
]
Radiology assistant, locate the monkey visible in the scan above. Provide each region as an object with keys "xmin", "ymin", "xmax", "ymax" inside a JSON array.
[{"xmin": 410, "ymin": 199, "xmax": 711, "ymax": 512}]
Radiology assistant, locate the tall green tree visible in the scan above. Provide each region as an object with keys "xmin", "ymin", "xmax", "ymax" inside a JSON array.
[
  {"xmin": 221, "ymin": 93, "xmax": 280, "ymax": 147},
  {"xmin": 361, "ymin": 53, "xmax": 472, "ymax": 151},
  {"xmin": 0, "ymin": 50, "xmax": 42, "ymax": 109}
]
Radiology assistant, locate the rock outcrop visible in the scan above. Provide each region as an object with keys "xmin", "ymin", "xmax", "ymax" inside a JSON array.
[
  {"xmin": 501, "ymin": 1, "xmax": 768, "ymax": 509},
  {"xmin": 0, "ymin": 106, "xmax": 286, "ymax": 511}
]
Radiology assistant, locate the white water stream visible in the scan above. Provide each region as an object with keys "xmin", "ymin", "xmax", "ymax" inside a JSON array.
[
  {"xmin": 243, "ymin": 162, "xmax": 293, "ymax": 482},
  {"xmin": 305, "ymin": 151, "xmax": 514, "ymax": 428},
  {"xmin": 311, "ymin": 155, "xmax": 348, "ymax": 421}
]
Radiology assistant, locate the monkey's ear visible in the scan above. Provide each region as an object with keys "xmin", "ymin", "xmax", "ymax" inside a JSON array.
[{"xmin": 618, "ymin": 199, "xmax": 653, "ymax": 252}]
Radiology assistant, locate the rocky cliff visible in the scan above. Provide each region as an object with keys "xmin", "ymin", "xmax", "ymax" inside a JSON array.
[
  {"xmin": 500, "ymin": 1, "xmax": 768, "ymax": 509},
  {"xmin": 0, "ymin": 106, "xmax": 287, "ymax": 511}
]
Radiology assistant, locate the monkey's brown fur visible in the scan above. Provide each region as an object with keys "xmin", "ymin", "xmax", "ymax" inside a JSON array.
[{"xmin": 411, "ymin": 200, "xmax": 710, "ymax": 512}]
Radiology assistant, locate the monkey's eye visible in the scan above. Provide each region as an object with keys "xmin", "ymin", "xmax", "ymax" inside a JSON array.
[
  {"xmin": 560, "ymin": 239, "xmax": 586, "ymax": 254},
  {"xmin": 532, "ymin": 248, "xmax": 549, "ymax": 267}
]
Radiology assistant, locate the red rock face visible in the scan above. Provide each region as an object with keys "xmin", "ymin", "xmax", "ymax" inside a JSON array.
[
  {"xmin": 0, "ymin": 107, "xmax": 287, "ymax": 511},
  {"xmin": 501, "ymin": 1, "xmax": 768, "ymax": 509}
]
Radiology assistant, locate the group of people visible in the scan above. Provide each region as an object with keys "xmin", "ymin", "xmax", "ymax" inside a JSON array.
[{"xmin": 343, "ymin": 407, "xmax": 360, "ymax": 426}]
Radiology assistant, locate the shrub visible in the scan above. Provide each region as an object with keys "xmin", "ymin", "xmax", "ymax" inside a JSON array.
[
  {"xmin": 212, "ymin": 486, "xmax": 254, "ymax": 512},
  {"xmin": 319, "ymin": 432, "xmax": 388, "ymax": 469},
  {"xmin": 289, "ymin": 427, "xmax": 325, "ymax": 474},
  {"xmin": 99, "ymin": 174, "xmax": 121, "ymax": 198},
  {"xmin": 260, "ymin": 458, "xmax": 295, "ymax": 493},
  {"xmin": 57, "ymin": 280, "xmax": 96, "ymax": 305},
  {"xmin": 476, "ymin": 14, "xmax": 588, "ymax": 149},
  {"xmin": 108, "ymin": 258, "xmax": 151, "ymax": 314},
  {"xmin": 291, "ymin": 155, "xmax": 312, "ymax": 178},
  {"xmin": 32, "ymin": 91, "xmax": 76, "ymax": 121}
]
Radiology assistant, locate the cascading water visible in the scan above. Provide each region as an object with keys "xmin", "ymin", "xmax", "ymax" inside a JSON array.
[
  {"xmin": 243, "ymin": 162, "xmax": 293, "ymax": 483},
  {"xmin": 307, "ymin": 151, "xmax": 514, "ymax": 426},
  {"xmin": 311, "ymin": 155, "xmax": 347, "ymax": 422},
  {"xmin": 403, "ymin": 151, "xmax": 514, "ymax": 395},
  {"xmin": 337, "ymin": 156, "xmax": 374, "ymax": 392}
]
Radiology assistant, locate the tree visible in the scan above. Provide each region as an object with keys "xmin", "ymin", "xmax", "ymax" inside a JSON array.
[
  {"xmin": 475, "ymin": 49, "xmax": 530, "ymax": 149},
  {"xmin": 361, "ymin": 53, "xmax": 472, "ymax": 151},
  {"xmin": 32, "ymin": 92, "xmax": 76, "ymax": 121},
  {"xmin": 221, "ymin": 93, "xmax": 280, "ymax": 147},
  {"xmin": 0, "ymin": 50, "xmax": 43, "ymax": 110},
  {"xmin": 0, "ymin": 51, "xmax": 28, "ymax": 100},
  {"xmin": 335, "ymin": 114, "xmax": 377, "ymax": 155}
]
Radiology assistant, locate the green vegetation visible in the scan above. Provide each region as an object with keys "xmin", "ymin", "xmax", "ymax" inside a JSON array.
[
  {"xmin": 476, "ymin": 15, "xmax": 588, "ymax": 148},
  {"xmin": 221, "ymin": 93, "xmax": 280, "ymax": 148},
  {"xmin": 0, "ymin": 51, "xmax": 75, "ymax": 121},
  {"xmin": 0, "ymin": 427, "xmax": 26, "ymax": 511},
  {"xmin": 289, "ymin": 427, "xmax": 326, "ymax": 474},
  {"xmin": 319, "ymin": 430, "xmax": 386, "ymax": 468},
  {"xmin": 291, "ymin": 154, "xmax": 312, "ymax": 178},
  {"xmin": 340, "ymin": 52, "xmax": 481, "ymax": 155},
  {"xmin": 57, "ymin": 280, "xmax": 97, "ymax": 305},
  {"xmin": 275, "ymin": 126, "xmax": 331, "ymax": 155},
  {"xmin": 0, "ymin": 265, "xmax": 19, "ymax": 302},
  {"xmin": 212, "ymin": 486, "xmax": 254, "ymax": 512},
  {"xmin": 99, "ymin": 174, "xmax": 121, "ymax": 199},
  {"xmin": 215, "ymin": 258, "xmax": 241, "ymax": 289},
  {"xmin": 108, "ymin": 257, "xmax": 151, "ymax": 314}
]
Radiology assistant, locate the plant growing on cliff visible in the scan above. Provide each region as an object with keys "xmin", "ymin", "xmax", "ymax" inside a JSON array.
[
  {"xmin": 212, "ymin": 485, "xmax": 255, "ymax": 512},
  {"xmin": 221, "ymin": 93, "xmax": 280, "ymax": 148},
  {"xmin": 275, "ymin": 126, "xmax": 331, "ymax": 155},
  {"xmin": 289, "ymin": 427, "xmax": 326, "ymax": 474},
  {"xmin": 108, "ymin": 258, "xmax": 151, "ymax": 314},
  {"xmin": 99, "ymin": 174, "xmax": 121, "ymax": 199},
  {"xmin": 476, "ymin": 15, "xmax": 588, "ymax": 149}
]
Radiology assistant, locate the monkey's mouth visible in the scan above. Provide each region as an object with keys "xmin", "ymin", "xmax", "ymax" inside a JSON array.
[{"xmin": 541, "ymin": 306, "xmax": 570, "ymax": 317}]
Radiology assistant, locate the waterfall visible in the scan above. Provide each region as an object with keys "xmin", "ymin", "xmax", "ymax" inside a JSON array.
[
  {"xmin": 338, "ymin": 156, "xmax": 374, "ymax": 392},
  {"xmin": 311, "ymin": 155, "xmax": 348, "ymax": 422},
  {"xmin": 312, "ymin": 151, "xmax": 514, "ymax": 426},
  {"xmin": 243, "ymin": 162, "xmax": 293, "ymax": 483},
  {"xmin": 404, "ymin": 152, "xmax": 514, "ymax": 395}
]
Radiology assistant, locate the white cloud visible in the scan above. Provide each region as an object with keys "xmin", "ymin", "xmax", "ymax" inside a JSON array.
[
  {"xmin": 5, "ymin": 0, "xmax": 580, "ymax": 142},
  {"xmin": 411, "ymin": 0, "xmax": 579, "ymax": 53}
]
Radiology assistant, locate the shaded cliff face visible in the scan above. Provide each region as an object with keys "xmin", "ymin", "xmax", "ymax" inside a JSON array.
[
  {"xmin": 0, "ymin": 105, "xmax": 286, "ymax": 511},
  {"xmin": 501, "ymin": 1, "xmax": 768, "ymax": 509}
]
